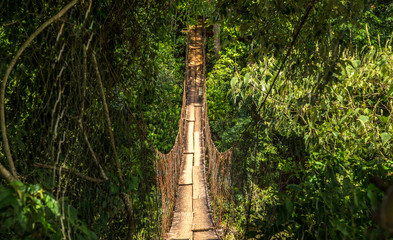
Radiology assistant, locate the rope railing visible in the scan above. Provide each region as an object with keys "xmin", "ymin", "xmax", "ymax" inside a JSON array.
[
  {"xmin": 141, "ymin": 10, "xmax": 316, "ymax": 236},
  {"xmin": 202, "ymin": 68, "xmax": 234, "ymax": 229},
  {"xmin": 200, "ymin": 17, "xmax": 234, "ymax": 230},
  {"xmin": 198, "ymin": 2, "xmax": 318, "ymax": 232},
  {"xmin": 155, "ymin": 18, "xmax": 236, "ymax": 237},
  {"xmin": 155, "ymin": 82, "xmax": 187, "ymax": 234},
  {"xmin": 155, "ymin": 26, "xmax": 190, "ymax": 236}
]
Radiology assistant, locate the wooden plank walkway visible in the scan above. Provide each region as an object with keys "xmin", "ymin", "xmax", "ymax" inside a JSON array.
[{"xmin": 166, "ymin": 22, "xmax": 218, "ymax": 240}]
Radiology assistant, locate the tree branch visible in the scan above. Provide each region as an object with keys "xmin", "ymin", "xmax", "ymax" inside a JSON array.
[
  {"xmin": 79, "ymin": 119, "xmax": 109, "ymax": 180},
  {"xmin": 0, "ymin": 0, "xmax": 79, "ymax": 179},
  {"xmin": 120, "ymin": 193, "xmax": 136, "ymax": 238},
  {"xmin": 0, "ymin": 162, "xmax": 17, "ymax": 182},
  {"xmin": 91, "ymin": 53, "xmax": 135, "ymax": 238},
  {"xmin": 34, "ymin": 163, "xmax": 104, "ymax": 183},
  {"xmin": 78, "ymin": 46, "xmax": 108, "ymax": 181},
  {"xmin": 91, "ymin": 52, "xmax": 123, "ymax": 181}
]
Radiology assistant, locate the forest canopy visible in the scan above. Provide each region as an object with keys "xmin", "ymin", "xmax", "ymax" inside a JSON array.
[{"xmin": 0, "ymin": 0, "xmax": 392, "ymax": 239}]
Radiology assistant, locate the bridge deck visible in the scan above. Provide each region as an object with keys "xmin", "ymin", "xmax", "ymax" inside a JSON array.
[{"xmin": 166, "ymin": 22, "xmax": 218, "ymax": 240}]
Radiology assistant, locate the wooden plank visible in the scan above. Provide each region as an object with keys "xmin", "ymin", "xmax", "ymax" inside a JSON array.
[
  {"xmin": 168, "ymin": 186, "xmax": 193, "ymax": 239},
  {"xmin": 194, "ymin": 132, "xmax": 201, "ymax": 166},
  {"xmin": 179, "ymin": 154, "xmax": 193, "ymax": 185},
  {"xmin": 185, "ymin": 121, "xmax": 194, "ymax": 152},
  {"xmin": 193, "ymin": 230, "xmax": 219, "ymax": 240},
  {"xmin": 168, "ymin": 22, "xmax": 218, "ymax": 240}
]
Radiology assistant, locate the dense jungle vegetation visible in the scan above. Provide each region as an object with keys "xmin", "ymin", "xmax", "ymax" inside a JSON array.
[{"xmin": 0, "ymin": 0, "xmax": 392, "ymax": 239}]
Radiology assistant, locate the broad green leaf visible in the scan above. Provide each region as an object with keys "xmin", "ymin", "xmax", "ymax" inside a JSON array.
[
  {"xmin": 358, "ymin": 115, "xmax": 369, "ymax": 125},
  {"xmin": 350, "ymin": 59, "xmax": 361, "ymax": 70},
  {"xmin": 0, "ymin": 194, "xmax": 17, "ymax": 209},
  {"xmin": 381, "ymin": 132, "xmax": 391, "ymax": 145},
  {"xmin": 18, "ymin": 212, "xmax": 28, "ymax": 231},
  {"xmin": 379, "ymin": 116, "xmax": 388, "ymax": 123},
  {"xmin": 230, "ymin": 76, "xmax": 238, "ymax": 88},
  {"xmin": 244, "ymin": 73, "xmax": 250, "ymax": 85},
  {"xmin": 67, "ymin": 205, "xmax": 78, "ymax": 225},
  {"xmin": 43, "ymin": 194, "xmax": 60, "ymax": 217}
]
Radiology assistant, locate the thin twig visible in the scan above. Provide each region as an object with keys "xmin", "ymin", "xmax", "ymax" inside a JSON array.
[{"xmin": 34, "ymin": 163, "xmax": 104, "ymax": 183}]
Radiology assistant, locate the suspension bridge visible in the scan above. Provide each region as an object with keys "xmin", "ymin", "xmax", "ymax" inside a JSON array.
[{"xmin": 155, "ymin": 19, "xmax": 233, "ymax": 239}]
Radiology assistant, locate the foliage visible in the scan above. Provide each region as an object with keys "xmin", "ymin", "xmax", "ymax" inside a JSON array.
[
  {"xmin": 0, "ymin": 181, "xmax": 96, "ymax": 240},
  {"xmin": 0, "ymin": 0, "xmax": 200, "ymax": 238},
  {"xmin": 210, "ymin": 0, "xmax": 393, "ymax": 95},
  {"xmin": 202, "ymin": 1, "xmax": 393, "ymax": 238},
  {"xmin": 206, "ymin": 23, "xmax": 251, "ymax": 151},
  {"xmin": 1, "ymin": 0, "xmax": 392, "ymax": 239},
  {"xmin": 218, "ymin": 42, "xmax": 393, "ymax": 239},
  {"xmin": 144, "ymin": 40, "xmax": 185, "ymax": 152}
]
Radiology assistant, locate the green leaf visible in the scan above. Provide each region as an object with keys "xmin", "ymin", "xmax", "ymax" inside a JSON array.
[
  {"xmin": 0, "ymin": 194, "xmax": 17, "ymax": 209},
  {"xmin": 230, "ymin": 76, "xmax": 238, "ymax": 88},
  {"xmin": 244, "ymin": 73, "xmax": 250, "ymax": 86},
  {"xmin": 387, "ymin": 84, "xmax": 393, "ymax": 97},
  {"xmin": 43, "ymin": 194, "xmax": 60, "ymax": 217},
  {"xmin": 18, "ymin": 212, "xmax": 28, "ymax": 231},
  {"xmin": 379, "ymin": 116, "xmax": 388, "ymax": 123},
  {"xmin": 0, "ymin": 186, "xmax": 20, "ymax": 210},
  {"xmin": 336, "ymin": 220, "xmax": 349, "ymax": 236},
  {"xmin": 67, "ymin": 205, "xmax": 78, "ymax": 225},
  {"xmin": 258, "ymin": 95, "xmax": 263, "ymax": 107},
  {"xmin": 367, "ymin": 185, "xmax": 378, "ymax": 210},
  {"xmin": 358, "ymin": 115, "xmax": 369, "ymax": 125},
  {"xmin": 381, "ymin": 132, "xmax": 391, "ymax": 145},
  {"xmin": 110, "ymin": 184, "xmax": 118, "ymax": 194},
  {"xmin": 287, "ymin": 184, "xmax": 302, "ymax": 191},
  {"xmin": 285, "ymin": 199, "xmax": 293, "ymax": 214},
  {"xmin": 129, "ymin": 176, "xmax": 139, "ymax": 191},
  {"xmin": 350, "ymin": 60, "xmax": 361, "ymax": 70},
  {"xmin": 29, "ymin": 184, "xmax": 41, "ymax": 194}
]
